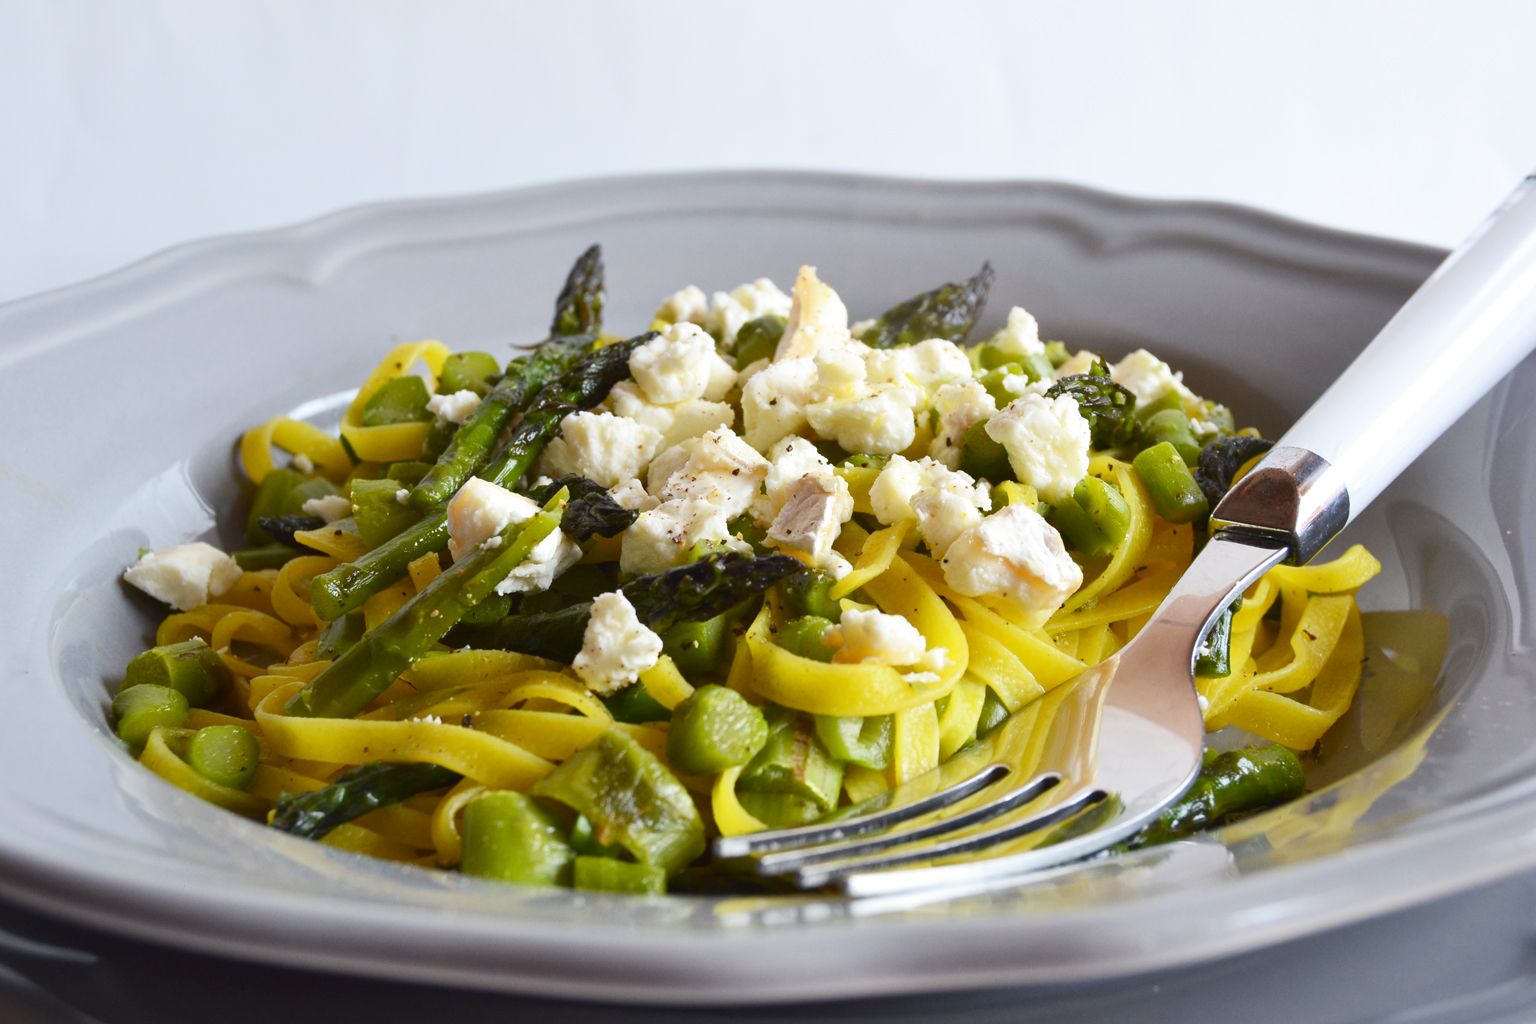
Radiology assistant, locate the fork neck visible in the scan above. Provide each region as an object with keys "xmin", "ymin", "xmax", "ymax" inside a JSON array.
[{"xmin": 1141, "ymin": 533, "xmax": 1290, "ymax": 674}]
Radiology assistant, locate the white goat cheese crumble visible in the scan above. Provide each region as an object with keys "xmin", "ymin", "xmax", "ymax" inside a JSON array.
[
  {"xmin": 654, "ymin": 284, "xmax": 709, "ymax": 327},
  {"xmin": 572, "ymin": 592, "xmax": 663, "ymax": 695},
  {"xmin": 775, "ymin": 265, "xmax": 852, "ymax": 361},
  {"xmin": 425, "ymin": 388, "xmax": 482, "ymax": 426},
  {"xmin": 941, "ymin": 503, "xmax": 1083, "ymax": 624},
  {"xmin": 929, "ymin": 379, "xmax": 997, "ymax": 469},
  {"xmin": 538, "ymin": 410, "xmax": 664, "ymax": 489},
  {"xmin": 984, "ymin": 393, "xmax": 1091, "ymax": 505},
  {"xmin": 629, "ymin": 322, "xmax": 728, "ymax": 405},
  {"xmin": 987, "ymin": 306, "xmax": 1046, "ymax": 359},
  {"xmin": 868, "ymin": 455, "xmax": 991, "ymax": 557},
  {"xmin": 647, "ymin": 427, "xmax": 769, "ymax": 520},
  {"xmin": 444, "ymin": 478, "xmax": 580, "ymax": 594},
  {"xmin": 826, "ymin": 608, "xmax": 928, "ymax": 666},
  {"xmin": 123, "ymin": 542, "xmax": 242, "ymax": 611},
  {"xmin": 301, "ymin": 493, "xmax": 352, "ymax": 524},
  {"xmin": 741, "ymin": 356, "xmax": 818, "ymax": 451},
  {"xmin": 603, "ymin": 381, "xmax": 735, "ymax": 450},
  {"xmin": 706, "ymin": 278, "xmax": 791, "ymax": 345},
  {"xmin": 620, "ymin": 497, "xmax": 749, "ymax": 576},
  {"xmin": 766, "ymin": 474, "xmax": 854, "ymax": 578},
  {"xmin": 1110, "ymin": 348, "xmax": 1197, "ymax": 408}
]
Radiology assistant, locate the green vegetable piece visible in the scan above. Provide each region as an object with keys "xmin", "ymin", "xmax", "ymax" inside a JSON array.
[
  {"xmin": 662, "ymin": 615, "xmax": 729, "ymax": 678},
  {"xmin": 731, "ymin": 314, "xmax": 785, "ymax": 365},
  {"xmin": 737, "ymin": 791, "xmax": 824, "ymax": 828},
  {"xmin": 838, "ymin": 452, "xmax": 889, "ymax": 472},
  {"xmin": 286, "ymin": 476, "xmax": 341, "ymax": 514},
  {"xmin": 316, "ymin": 610, "xmax": 367, "ymax": 659},
  {"xmin": 739, "ymin": 710, "xmax": 844, "ymax": 813},
  {"xmin": 1044, "ymin": 361, "xmax": 1137, "ymax": 449},
  {"xmin": 271, "ymin": 761, "xmax": 461, "ymax": 839},
  {"xmin": 572, "ymin": 855, "xmax": 665, "ymax": 895},
  {"xmin": 1134, "ymin": 391, "xmax": 1185, "ymax": 422},
  {"xmin": 960, "ymin": 420, "xmax": 1013, "ymax": 483},
  {"xmin": 255, "ymin": 514, "xmax": 326, "ymax": 547},
  {"xmin": 1195, "ymin": 435, "xmax": 1274, "ymax": 507},
  {"xmin": 111, "ymin": 684, "xmax": 189, "ymax": 750},
  {"xmin": 186, "ymin": 725, "xmax": 260, "ymax": 790},
  {"xmin": 667, "ymin": 685, "xmax": 769, "ymax": 774},
  {"xmin": 384, "ymin": 460, "xmax": 434, "ymax": 486},
  {"xmin": 1132, "ymin": 442, "xmax": 1210, "ymax": 524},
  {"xmin": 1043, "ymin": 340, "xmax": 1070, "ymax": 367},
  {"xmin": 1194, "ymin": 606, "xmax": 1234, "ymax": 678},
  {"xmin": 1121, "ymin": 745, "xmax": 1305, "ymax": 850},
  {"xmin": 976, "ymin": 687, "xmax": 1009, "ymax": 740},
  {"xmin": 360, "ymin": 376, "xmax": 432, "ymax": 427},
  {"xmin": 600, "ymin": 682, "xmax": 671, "ymax": 724},
  {"xmin": 777, "ymin": 615, "xmax": 837, "ymax": 663},
  {"xmin": 1048, "ymin": 476, "xmax": 1131, "ymax": 557},
  {"xmin": 349, "ymin": 477, "xmax": 423, "ymax": 548},
  {"xmin": 436, "ymin": 351, "xmax": 501, "ymax": 396},
  {"xmin": 550, "ymin": 243, "xmax": 605, "ymax": 337},
  {"xmin": 460, "ymin": 791, "xmax": 574, "ymax": 886},
  {"xmin": 246, "ymin": 467, "xmax": 306, "ymax": 544},
  {"xmin": 570, "ymin": 814, "xmax": 626, "ymax": 857},
  {"xmin": 531, "ymin": 729, "xmax": 705, "ymax": 875},
  {"xmin": 729, "ymin": 513, "xmax": 768, "ymax": 549},
  {"xmin": 979, "ymin": 364, "xmax": 1025, "ymax": 408},
  {"xmin": 814, "ymin": 714, "xmax": 892, "ymax": 770},
  {"xmin": 861, "ymin": 262, "xmax": 994, "ymax": 349},
  {"xmin": 1141, "ymin": 408, "xmax": 1202, "ymax": 466},
  {"xmin": 409, "ymin": 333, "xmax": 591, "ymax": 511},
  {"xmin": 121, "ymin": 637, "xmax": 231, "ymax": 708},
  {"xmin": 473, "ymin": 552, "xmax": 800, "ymax": 662},
  {"xmin": 287, "ymin": 500, "xmax": 564, "ymax": 719},
  {"xmin": 309, "ymin": 512, "xmax": 450, "ymax": 622},
  {"xmin": 781, "ymin": 570, "xmax": 842, "ymax": 622},
  {"xmin": 233, "ymin": 542, "xmax": 301, "ymax": 571}
]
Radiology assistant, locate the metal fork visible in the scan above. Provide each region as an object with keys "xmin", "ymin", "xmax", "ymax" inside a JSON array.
[{"xmin": 714, "ymin": 171, "xmax": 1536, "ymax": 897}]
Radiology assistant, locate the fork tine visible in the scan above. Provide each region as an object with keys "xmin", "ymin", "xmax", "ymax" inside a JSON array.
[
  {"xmin": 711, "ymin": 763, "xmax": 1010, "ymax": 860},
  {"xmin": 753, "ymin": 771, "xmax": 1061, "ymax": 876},
  {"xmin": 792, "ymin": 786, "xmax": 1107, "ymax": 890}
]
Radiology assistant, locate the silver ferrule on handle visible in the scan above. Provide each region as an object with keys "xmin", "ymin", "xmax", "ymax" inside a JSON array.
[{"xmin": 1209, "ymin": 446, "xmax": 1347, "ymax": 564}]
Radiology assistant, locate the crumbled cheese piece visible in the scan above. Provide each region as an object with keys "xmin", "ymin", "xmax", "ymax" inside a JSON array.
[
  {"xmin": 740, "ymin": 356, "xmax": 818, "ymax": 451},
  {"xmin": 984, "ymin": 393, "xmax": 1091, "ymax": 505},
  {"xmin": 537, "ymin": 410, "xmax": 664, "ymax": 489},
  {"xmin": 703, "ymin": 352, "xmax": 738, "ymax": 402},
  {"xmin": 425, "ymin": 388, "xmax": 482, "ymax": 426},
  {"xmin": 655, "ymin": 284, "xmax": 709, "ymax": 326},
  {"xmin": 609, "ymin": 479, "xmax": 659, "ymax": 512},
  {"xmin": 604, "ymin": 381, "xmax": 735, "ymax": 450},
  {"xmin": 395, "ymin": 488, "xmax": 411, "ymax": 505},
  {"xmin": 444, "ymin": 478, "xmax": 580, "ymax": 593},
  {"xmin": 761, "ymin": 435, "xmax": 836, "ymax": 515},
  {"xmin": 706, "ymin": 278, "xmax": 792, "ymax": 345},
  {"xmin": 629, "ymin": 322, "xmax": 723, "ymax": 405},
  {"xmin": 766, "ymin": 474, "xmax": 854, "ymax": 578},
  {"xmin": 775, "ymin": 266, "xmax": 852, "ymax": 360},
  {"xmin": 865, "ymin": 339, "xmax": 974, "ymax": 401},
  {"xmin": 291, "ymin": 453, "xmax": 315, "ymax": 474},
  {"xmin": 811, "ymin": 345, "xmax": 868, "ymax": 403},
  {"xmin": 620, "ymin": 497, "xmax": 749, "ymax": 576},
  {"xmin": 647, "ymin": 427, "xmax": 769, "ymax": 519},
  {"xmin": 825, "ymin": 608, "xmax": 928, "ymax": 666},
  {"xmin": 868, "ymin": 455, "xmax": 991, "ymax": 557},
  {"xmin": 928, "ymin": 380, "xmax": 998, "ymax": 469},
  {"xmin": 941, "ymin": 503, "xmax": 1083, "ymax": 624},
  {"xmin": 1110, "ymin": 348, "xmax": 1198, "ymax": 408},
  {"xmin": 572, "ymin": 591, "xmax": 664, "ymax": 695},
  {"xmin": 987, "ymin": 306, "xmax": 1046, "ymax": 359},
  {"xmin": 123, "ymin": 542, "xmax": 242, "ymax": 611},
  {"xmin": 805, "ymin": 384, "xmax": 918, "ymax": 456},
  {"xmin": 1054, "ymin": 350, "xmax": 1102, "ymax": 378},
  {"xmin": 301, "ymin": 494, "xmax": 352, "ymax": 524}
]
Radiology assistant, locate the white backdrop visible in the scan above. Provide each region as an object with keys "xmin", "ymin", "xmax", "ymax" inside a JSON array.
[{"xmin": 2, "ymin": 0, "xmax": 1533, "ymax": 305}]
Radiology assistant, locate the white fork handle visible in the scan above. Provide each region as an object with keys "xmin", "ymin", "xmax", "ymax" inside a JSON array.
[{"xmin": 1277, "ymin": 173, "xmax": 1536, "ymax": 517}]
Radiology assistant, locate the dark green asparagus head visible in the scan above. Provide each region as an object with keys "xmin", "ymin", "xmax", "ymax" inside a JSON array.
[
  {"xmin": 527, "ymin": 474, "xmax": 639, "ymax": 541},
  {"xmin": 1044, "ymin": 359, "xmax": 1137, "ymax": 449},
  {"xmin": 860, "ymin": 261, "xmax": 994, "ymax": 349},
  {"xmin": 551, "ymin": 244, "xmax": 605, "ymax": 337},
  {"xmin": 272, "ymin": 761, "xmax": 462, "ymax": 840},
  {"xmin": 1195, "ymin": 435, "xmax": 1274, "ymax": 507}
]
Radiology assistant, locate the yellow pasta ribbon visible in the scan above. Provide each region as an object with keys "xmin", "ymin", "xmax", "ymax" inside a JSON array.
[
  {"xmin": 429, "ymin": 778, "xmax": 487, "ymax": 867},
  {"xmin": 829, "ymin": 519, "xmax": 910, "ymax": 600},
  {"xmin": 711, "ymin": 766, "xmax": 768, "ymax": 837},
  {"xmin": 640, "ymin": 654, "xmax": 695, "ymax": 710},
  {"xmin": 271, "ymin": 555, "xmax": 337, "ymax": 628},
  {"xmin": 139, "ymin": 728, "xmax": 270, "ymax": 818},
  {"xmin": 339, "ymin": 340, "xmax": 451, "ymax": 462},
  {"xmin": 473, "ymin": 710, "xmax": 667, "ymax": 762},
  {"xmin": 1224, "ymin": 604, "xmax": 1365, "ymax": 749},
  {"xmin": 1061, "ymin": 457, "xmax": 1152, "ymax": 613},
  {"xmin": 937, "ymin": 677, "xmax": 986, "ymax": 759},
  {"xmin": 293, "ymin": 521, "xmax": 371, "ymax": 562},
  {"xmin": 892, "ymin": 703, "xmax": 940, "ymax": 785},
  {"xmin": 239, "ymin": 416, "xmax": 350, "ymax": 485}
]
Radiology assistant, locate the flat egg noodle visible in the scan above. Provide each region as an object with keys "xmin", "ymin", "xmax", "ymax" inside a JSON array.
[
  {"xmin": 271, "ymin": 555, "xmax": 337, "ymax": 628},
  {"xmin": 639, "ymin": 654, "xmax": 695, "ymax": 710},
  {"xmin": 339, "ymin": 340, "xmax": 451, "ymax": 463},
  {"xmin": 936, "ymin": 677, "xmax": 987, "ymax": 759},
  {"xmin": 892, "ymin": 703, "xmax": 941, "ymax": 784},
  {"xmin": 430, "ymin": 778, "xmax": 488, "ymax": 866},
  {"xmin": 712, "ymin": 765, "xmax": 769, "ymax": 837},
  {"xmin": 293, "ymin": 520, "xmax": 370, "ymax": 562},
  {"xmin": 255, "ymin": 681, "xmax": 553, "ymax": 790},
  {"xmin": 239, "ymin": 416, "xmax": 350, "ymax": 485},
  {"xmin": 829, "ymin": 519, "xmax": 910, "ymax": 600},
  {"xmin": 1061, "ymin": 457, "xmax": 1153, "ymax": 613}
]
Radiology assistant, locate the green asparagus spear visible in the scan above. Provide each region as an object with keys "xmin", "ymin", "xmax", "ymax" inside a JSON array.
[
  {"xmin": 550, "ymin": 243, "xmax": 605, "ymax": 337},
  {"xmin": 460, "ymin": 790, "xmax": 573, "ymax": 885},
  {"xmin": 667, "ymin": 685, "xmax": 769, "ymax": 774},
  {"xmin": 287, "ymin": 497, "xmax": 564, "ymax": 718},
  {"xmin": 121, "ymin": 637, "xmax": 231, "ymax": 707},
  {"xmin": 532, "ymin": 728, "xmax": 705, "ymax": 876},
  {"xmin": 408, "ymin": 333, "xmax": 592, "ymax": 511},
  {"xmin": 310, "ymin": 336, "xmax": 648, "ymax": 621},
  {"xmin": 527, "ymin": 475, "xmax": 639, "ymax": 540},
  {"xmin": 1044, "ymin": 360, "xmax": 1138, "ymax": 449},
  {"xmin": 860, "ymin": 262, "xmax": 994, "ymax": 349},
  {"xmin": 470, "ymin": 552, "xmax": 801, "ymax": 662},
  {"xmin": 1119, "ymin": 745, "xmax": 1305, "ymax": 851},
  {"xmin": 1195, "ymin": 435, "xmax": 1274, "ymax": 507},
  {"xmin": 271, "ymin": 761, "xmax": 462, "ymax": 839}
]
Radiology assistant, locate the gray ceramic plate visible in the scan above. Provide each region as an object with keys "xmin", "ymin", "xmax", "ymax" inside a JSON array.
[{"xmin": 1, "ymin": 172, "xmax": 1532, "ymax": 1006}]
